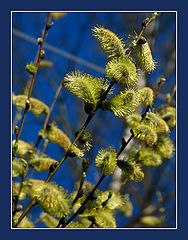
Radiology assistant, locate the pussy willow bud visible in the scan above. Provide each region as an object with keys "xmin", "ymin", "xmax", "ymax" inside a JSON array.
[
  {"xmin": 64, "ymin": 71, "xmax": 110, "ymax": 113},
  {"xmin": 125, "ymin": 113, "xmax": 142, "ymax": 128},
  {"xmin": 134, "ymin": 36, "xmax": 156, "ymax": 73},
  {"xmin": 13, "ymin": 94, "xmax": 49, "ymax": 117},
  {"xmin": 138, "ymin": 147, "xmax": 162, "ymax": 167},
  {"xmin": 95, "ymin": 147, "xmax": 117, "ymax": 176},
  {"xmin": 12, "ymin": 139, "xmax": 33, "ymax": 158},
  {"xmin": 160, "ymin": 106, "xmax": 176, "ymax": 128},
  {"xmin": 92, "ymin": 25, "xmax": 125, "ymax": 59},
  {"xmin": 156, "ymin": 136, "xmax": 174, "ymax": 159},
  {"xmin": 132, "ymin": 124, "xmax": 158, "ymax": 145},
  {"xmin": 12, "ymin": 158, "xmax": 27, "ymax": 177},
  {"xmin": 25, "ymin": 61, "xmax": 37, "ymax": 75},
  {"xmin": 137, "ymin": 87, "xmax": 154, "ymax": 105},
  {"xmin": 102, "ymin": 89, "xmax": 140, "ymax": 117},
  {"xmin": 142, "ymin": 112, "xmax": 169, "ymax": 134},
  {"xmin": 105, "ymin": 55, "xmax": 138, "ymax": 87},
  {"xmin": 30, "ymin": 156, "xmax": 58, "ymax": 172},
  {"xmin": 27, "ymin": 179, "xmax": 70, "ymax": 218},
  {"xmin": 46, "ymin": 124, "xmax": 83, "ymax": 157}
]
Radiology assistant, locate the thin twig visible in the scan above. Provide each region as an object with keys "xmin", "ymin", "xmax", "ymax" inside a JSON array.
[{"xmin": 13, "ymin": 13, "xmax": 51, "ymax": 150}]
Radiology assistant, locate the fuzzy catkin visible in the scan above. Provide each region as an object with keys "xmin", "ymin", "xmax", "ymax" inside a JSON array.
[
  {"xmin": 92, "ymin": 25, "xmax": 125, "ymax": 59},
  {"xmin": 30, "ymin": 156, "xmax": 58, "ymax": 172},
  {"xmin": 102, "ymin": 89, "xmax": 140, "ymax": 117},
  {"xmin": 27, "ymin": 179, "xmax": 70, "ymax": 218},
  {"xmin": 64, "ymin": 71, "xmax": 110, "ymax": 113},
  {"xmin": 95, "ymin": 147, "xmax": 117, "ymax": 176},
  {"xmin": 13, "ymin": 94, "xmax": 49, "ymax": 116},
  {"xmin": 46, "ymin": 124, "xmax": 83, "ymax": 157},
  {"xmin": 132, "ymin": 124, "xmax": 158, "ymax": 145},
  {"xmin": 134, "ymin": 37, "xmax": 156, "ymax": 73},
  {"xmin": 137, "ymin": 87, "xmax": 154, "ymax": 106},
  {"xmin": 105, "ymin": 55, "xmax": 138, "ymax": 87}
]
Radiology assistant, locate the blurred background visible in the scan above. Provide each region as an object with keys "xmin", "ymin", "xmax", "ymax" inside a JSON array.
[{"xmin": 12, "ymin": 11, "xmax": 176, "ymax": 228}]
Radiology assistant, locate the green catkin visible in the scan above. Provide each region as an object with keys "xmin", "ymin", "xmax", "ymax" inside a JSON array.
[
  {"xmin": 30, "ymin": 156, "xmax": 58, "ymax": 172},
  {"xmin": 13, "ymin": 94, "xmax": 49, "ymax": 116},
  {"xmin": 12, "ymin": 158, "xmax": 27, "ymax": 177},
  {"xmin": 142, "ymin": 112, "xmax": 169, "ymax": 134},
  {"xmin": 156, "ymin": 136, "xmax": 174, "ymax": 159},
  {"xmin": 105, "ymin": 55, "xmax": 138, "ymax": 87},
  {"xmin": 137, "ymin": 87, "xmax": 154, "ymax": 105},
  {"xmin": 138, "ymin": 147, "xmax": 162, "ymax": 167},
  {"xmin": 12, "ymin": 139, "xmax": 33, "ymax": 159},
  {"xmin": 27, "ymin": 179, "xmax": 70, "ymax": 218},
  {"xmin": 132, "ymin": 124, "xmax": 158, "ymax": 145},
  {"xmin": 134, "ymin": 36, "xmax": 156, "ymax": 73},
  {"xmin": 160, "ymin": 106, "xmax": 176, "ymax": 128},
  {"xmin": 64, "ymin": 71, "xmax": 110, "ymax": 113},
  {"xmin": 102, "ymin": 89, "xmax": 140, "ymax": 117},
  {"xmin": 95, "ymin": 147, "xmax": 117, "ymax": 176},
  {"xmin": 92, "ymin": 25, "xmax": 125, "ymax": 59},
  {"xmin": 125, "ymin": 113, "xmax": 142, "ymax": 128},
  {"xmin": 45, "ymin": 124, "xmax": 84, "ymax": 157}
]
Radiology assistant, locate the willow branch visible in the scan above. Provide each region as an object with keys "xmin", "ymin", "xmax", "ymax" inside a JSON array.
[{"xmin": 13, "ymin": 13, "xmax": 52, "ymax": 156}]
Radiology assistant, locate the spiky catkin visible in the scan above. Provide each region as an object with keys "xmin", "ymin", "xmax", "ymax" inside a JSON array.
[
  {"xmin": 156, "ymin": 136, "xmax": 174, "ymax": 159},
  {"xmin": 27, "ymin": 179, "xmax": 70, "ymax": 218},
  {"xmin": 46, "ymin": 124, "xmax": 83, "ymax": 157},
  {"xmin": 102, "ymin": 89, "xmax": 140, "ymax": 117},
  {"xmin": 12, "ymin": 158, "xmax": 27, "ymax": 177},
  {"xmin": 12, "ymin": 139, "xmax": 33, "ymax": 159},
  {"xmin": 105, "ymin": 55, "xmax": 138, "ymax": 87},
  {"xmin": 40, "ymin": 213, "xmax": 59, "ymax": 228},
  {"xmin": 92, "ymin": 25, "xmax": 125, "ymax": 59},
  {"xmin": 138, "ymin": 147, "xmax": 162, "ymax": 167},
  {"xmin": 64, "ymin": 71, "xmax": 110, "ymax": 113},
  {"xmin": 13, "ymin": 94, "xmax": 49, "ymax": 116},
  {"xmin": 142, "ymin": 112, "xmax": 169, "ymax": 133},
  {"xmin": 137, "ymin": 87, "xmax": 154, "ymax": 105},
  {"xmin": 30, "ymin": 156, "xmax": 58, "ymax": 172},
  {"xmin": 134, "ymin": 37, "xmax": 156, "ymax": 73},
  {"xmin": 160, "ymin": 106, "xmax": 176, "ymax": 128},
  {"xmin": 95, "ymin": 147, "xmax": 117, "ymax": 176},
  {"xmin": 132, "ymin": 124, "xmax": 158, "ymax": 145},
  {"xmin": 125, "ymin": 113, "xmax": 142, "ymax": 128}
]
